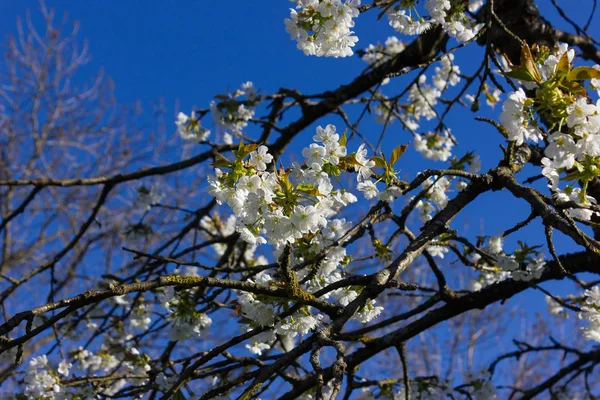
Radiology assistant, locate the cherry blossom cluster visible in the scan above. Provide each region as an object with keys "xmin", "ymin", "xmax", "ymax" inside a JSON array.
[
  {"xmin": 432, "ymin": 53, "xmax": 461, "ymax": 90},
  {"xmin": 205, "ymin": 124, "xmax": 404, "ymax": 346},
  {"xmin": 236, "ymin": 271, "xmax": 329, "ymax": 350},
  {"xmin": 362, "ymin": 36, "xmax": 405, "ymax": 67},
  {"xmin": 233, "ymin": 227, "xmax": 382, "ymax": 349},
  {"xmin": 414, "ymin": 175, "xmax": 452, "ymax": 222},
  {"xmin": 466, "ymin": 82, "xmax": 503, "ymax": 109},
  {"xmin": 285, "ymin": 0, "xmax": 360, "ymax": 57},
  {"xmin": 207, "ymin": 125, "xmax": 356, "ymax": 235},
  {"xmin": 545, "ymin": 295, "xmax": 568, "ymax": 317},
  {"xmin": 364, "ymin": 52, "xmax": 464, "ymax": 162},
  {"xmin": 499, "ymin": 43, "xmax": 600, "ymax": 221},
  {"xmin": 4, "ymin": 332, "xmax": 152, "ymax": 398},
  {"xmin": 207, "ymin": 124, "xmax": 363, "ymax": 246},
  {"xmin": 413, "ymin": 154, "xmax": 480, "ymax": 222},
  {"xmin": 495, "ymin": 247, "xmax": 546, "ymax": 282},
  {"xmin": 373, "ymin": 95, "xmax": 397, "ymax": 124},
  {"xmin": 210, "ymin": 81, "xmax": 260, "ymax": 144},
  {"xmin": 499, "ymin": 87, "xmax": 543, "ymax": 146},
  {"xmin": 176, "ymin": 110, "xmax": 210, "ymax": 142},
  {"xmin": 387, "ymin": 3, "xmax": 431, "ymax": 36},
  {"xmin": 578, "ymin": 286, "xmax": 600, "ymax": 342},
  {"xmin": 546, "ymin": 284, "xmax": 600, "ymax": 344},
  {"xmin": 355, "ymin": 144, "xmax": 402, "ymax": 203},
  {"xmin": 409, "ymin": 54, "xmax": 461, "ymax": 120},
  {"xmin": 75, "ymin": 346, "xmax": 150, "ymax": 396},
  {"xmin": 356, "ymin": 369, "xmax": 496, "ymax": 399},
  {"xmin": 410, "ymin": 157, "xmax": 482, "ymax": 259},
  {"xmin": 463, "ymin": 370, "xmax": 498, "ymax": 399},
  {"xmin": 200, "ymin": 213, "xmax": 268, "ymax": 265},
  {"xmin": 177, "ymin": 82, "xmax": 260, "ymax": 145},
  {"xmin": 469, "ymin": 236, "xmax": 510, "ymax": 291},
  {"xmin": 0, "ymin": 291, "xmax": 160, "ymax": 398},
  {"xmin": 133, "ymin": 183, "xmax": 165, "ymax": 210},
  {"xmin": 365, "ymin": 53, "xmax": 461, "ymax": 158},
  {"xmin": 361, "ymin": 36, "xmax": 405, "ymax": 87},
  {"xmin": 406, "ymin": 75, "xmax": 441, "ymax": 124},
  {"xmin": 162, "ymin": 286, "xmax": 213, "ymax": 341},
  {"xmin": 469, "ymin": 235, "xmax": 546, "ymax": 290},
  {"xmin": 22, "ymin": 356, "xmax": 65, "ymax": 399},
  {"xmin": 414, "ymin": 129, "xmax": 454, "ymax": 161},
  {"xmin": 111, "ymin": 294, "xmax": 152, "ymax": 332},
  {"xmin": 386, "ymin": 0, "xmax": 483, "ymax": 42}
]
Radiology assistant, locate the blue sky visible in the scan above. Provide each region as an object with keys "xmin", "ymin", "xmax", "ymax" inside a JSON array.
[
  {"xmin": 1, "ymin": 0, "xmax": 368, "ymax": 113},
  {"xmin": 2, "ymin": 0, "xmax": 600, "ymax": 389}
]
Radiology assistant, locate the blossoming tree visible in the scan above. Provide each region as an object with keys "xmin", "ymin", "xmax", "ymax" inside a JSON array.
[{"xmin": 2, "ymin": 0, "xmax": 600, "ymax": 398}]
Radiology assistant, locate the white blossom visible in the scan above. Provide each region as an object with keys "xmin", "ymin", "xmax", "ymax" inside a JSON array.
[
  {"xmin": 499, "ymin": 88, "xmax": 543, "ymax": 146},
  {"xmin": 357, "ymin": 180, "xmax": 379, "ymax": 200},
  {"xmin": 545, "ymin": 295, "xmax": 567, "ymax": 317},
  {"xmin": 285, "ymin": 0, "xmax": 360, "ymax": 58},
  {"xmin": 249, "ymin": 145, "xmax": 274, "ymax": 171},
  {"xmin": 414, "ymin": 130, "xmax": 454, "ymax": 161},
  {"xmin": 355, "ymin": 143, "xmax": 375, "ymax": 181},
  {"xmin": 387, "ymin": 7, "xmax": 431, "ymax": 35},
  {"xmin": 432, "ymin": 54, "xmax": 461, "ymax": 90},
  {"xmin": 427, "ymin": 244, "xmax": 448, "ymax": 258},
  {"xmin": 352, "ymin": 300, "xmax": 383, "ymax": 323},
  {"xmin": 176, "ymin": 111, "xmax": 210, "ymax": 142},
  {"xmin": 57, "ymin": 360, "xmax": 72, "ymax": 377}
]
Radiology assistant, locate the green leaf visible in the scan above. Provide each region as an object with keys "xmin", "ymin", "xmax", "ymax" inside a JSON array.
[
  {"xmin": 277, "ymin": 170, "xmax": 293, "ymax": 192},
  {"xmin": 296, "ymin": 183, "xmax": 323, "ymax": 197},
  {"xmin": 233, "ymin": 139, "xmax": 245, "ymax": 159},
  {"xmin": 232, "ymin": 141, "xmax": 259, "ymax": 160},
  {"xmin": 561, "ymin": 80, "xmax": 588, "ymax": 97},
  {"xmin": 437, "ymin": 232, "xmax": 454, "ymax": 241},
  {"xmin": 505, "ymin": 67, "xmax": 537, "ymax": 82},
  {"xmin": 371, "ymin": 156, "xmax": 387, "ymax": 169},
  {"xmin": 562, "ymin": 170, "xmax": 581, "ymax": 181},
  {"xmin": 567, "ymin": 66, "xmax": 600, "ymax": 81},
  {"xmin": 322, "ymin": 163, "xmax": 341, "ymax": 177},
  {"xmin": 339, "ymin": 154, "xmax": 364, "ymax": 168},
  {"xmin": 390, "ymin": 144, "xmax": 408, "ymax": 167},
  {"xmin": 555, "ymin": 51, "xmax": 571, "ymax": 78},
  {"xmin": 339, "ymin": 130, "xmax": 347, "ymax": 148},
  {"xmin": 212, "ymin": 153, "xmax": 233, "ymax": 168},
  {"xmin": 243, "ymin": 143, "xmax": 259, "ymax": 155},
  {"xmin": 520, "ymin": 43, "xmax": 542, "ymax": 83},
  {"xmin": 450, "ymin": 151, "xmax": 478, "ymax": 171}
]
